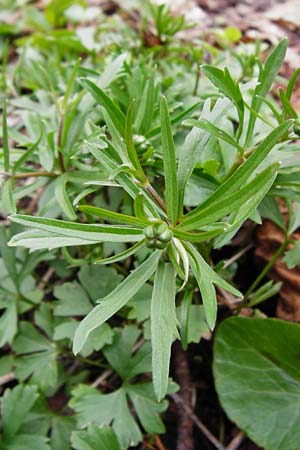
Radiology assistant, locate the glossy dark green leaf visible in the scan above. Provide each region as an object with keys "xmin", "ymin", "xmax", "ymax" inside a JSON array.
[{"xmin": 214, "ymin": 317, "xmax": 300, "ymax": 450}]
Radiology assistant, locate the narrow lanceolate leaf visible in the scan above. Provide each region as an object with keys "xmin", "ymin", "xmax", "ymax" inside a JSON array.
[
  {"xmin": 180, "ymin": 164, "xmax": 279, "ymax": 231},
  {"xmin": 7, "ymin": 230, "xmax": 116, "ymax": 250},
  {"xmin": 172, "ymin": 226, "xmax": 227, "ymax": 243},
  {"xmin": 55, "ymin": 175, "xmax": 77, "ymax": 220},
  {"xmin": 279, "ymin": 88, "xmax": 298, "ymax": 119},
  {"xmin": 78, "ymin": 205, "xmax": 148, "ymax": 227},
  {"xmin": 81, "ymin": 78, "xmax": 125, "ymax": 136},
  {"xmin": 1, "ymin": 179, "xmax": 16, "ymax": 214},
  {"xmin": 245, "ymin": 38, "xmax": 288, "ymax": 145},
  {"xmin": 172, "ymin": 238, "xmax": 189, "ymax": 290},
  {"xmin": 187, "ymin": 243, "xmax": 242, "ymax": 330},
  {"xmin": 125, "ymin": 99, "xmax": 146, "ymax": 179},
  {"xmin": 184, "ymin": 118, "xmax": 241, "ymax": 150},
  {"xmin": 94, "ymin": 240, "xmax": 145, "ymax": 265},
  {"xmin": 151, "ymin": 261, "xmax": 179, "ymax": 401},
  {"xmin": 8, "ymin": 215, "xmax": 143, "ymax": 247},
  {"xmin": 179, "ymin": 120, "xmax": 292, "ymax": 229},
  {"xmin": 214, "ymin": 169, "xmax": 277, "ymax": 248},
  {"xmin": 2, "ymin": 99, "xmax": 10, "ymax": 172},
  {"xmin": 201, "ymin": 65, "xmax": 244, "ymax": 140},
  {"xmin": 160, "ymin": 97, "xmax": 179, "ymax": 224},
  {"xmin": 73, "ymin": 251, "xmax": 161, "ymax": 354}
]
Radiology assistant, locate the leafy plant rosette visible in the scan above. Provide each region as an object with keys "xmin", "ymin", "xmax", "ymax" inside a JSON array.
[{"xmin": 7, "ymin": 38, "xmax": 298, "ymax": 405}]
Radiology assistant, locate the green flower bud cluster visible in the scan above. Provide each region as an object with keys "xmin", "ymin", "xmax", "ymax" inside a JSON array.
[
  {"xmin": 293, "ymin": 124, "xmax": 300, "ymax": 137},
  {"xmin": 143, "ymin": 221, "xmax": 173, "ymax": 250}
]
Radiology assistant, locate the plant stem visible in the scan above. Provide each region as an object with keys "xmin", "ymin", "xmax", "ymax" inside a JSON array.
[
  {"xmin": 243, "ymin": 238, "xmax": 290, "ymax": 302},
  {"xmin": 170, "ymin": 393, "xmax": 225, "ymax": 450},
  {"xmin": 145, "ymin": 184, "xmax": 167, "ymax": 213},
  {"xmin": 10, "ymin": 171, "xmax": 59, "ymax": 179},
  {"xmin": 57, "ymin": 113, "xmax": 65, "ymax": 172}
]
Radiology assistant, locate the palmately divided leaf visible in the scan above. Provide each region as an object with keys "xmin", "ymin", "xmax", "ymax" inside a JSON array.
[{"xmin": 73, "ymin": 251, "xmax": 161, "ymax": 354}]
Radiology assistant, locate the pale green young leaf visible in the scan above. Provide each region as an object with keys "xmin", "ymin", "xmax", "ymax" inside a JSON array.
[
  {"xmin": 160, "ymin": 96, "xmax": 179, "ymax": 224},
  {"xmin": 73, "ymin": 251, "xmax": 161, "ymax": 354},
  {"xmin": 151, "ymin": 261, "xmax": 179, "ymax": 401}
]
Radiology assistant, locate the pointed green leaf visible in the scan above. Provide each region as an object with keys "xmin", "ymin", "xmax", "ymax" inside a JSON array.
[
  {"xmin": 151, "ymin": 261, "xmax": 179, "ymax": 401},
  {"xmin": 125, "ymin": 99, "xmax": 146, "ymax": 179},
  {"xmin": 9, "ymin": 215, "xmax": 143, "ymax": 249},
  {"xmin": 55, "ymin": 175, "xmax": 77, "ymax": 220},
  {"xmin": 78, "ymin": 205, "xmax": 148, "ymax": 227},
  {"xmin": 160, "ymin": 96, "xmax": 179, "ymax": 224},
  {"xmin": 180, "ymin": 164, "xmax": 279, "ymax": 231},
  {"xmin": 184, "ymin": 118, "xmax": 241, "ymax": 150},
  {"xmin": 81, "ymin": 78, "xmax": 125, "ymax": 136},
  {"xmin": 95, "ymin": 240, "xmax": 145, "ymax": 265},
  {"xmin": 2, "ymin": 99, "xmax": 9, "ymax": 172},
  {"xmin": 73, "ymin": 251, "xmax": 161, "ymax": 354},
  {"xmin": 245, "ymin": 38, "xmax": 288, "ymax": 145}
]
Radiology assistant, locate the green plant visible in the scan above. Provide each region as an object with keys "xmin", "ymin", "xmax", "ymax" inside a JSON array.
[
  {"xmin": 2, "ymin": 2, "xmax": 300, "ymax": 448},
  {"xmin": 7, "ymin": 38, "xmax": 296, "ymax": 403}
]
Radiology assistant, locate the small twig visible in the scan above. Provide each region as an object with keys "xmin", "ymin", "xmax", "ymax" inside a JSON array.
[
  {"xmin": 223, "ymin": 244, "xmax": 253, "ymax": 269},
  {"xmin": 0, "ymin": 372, "xmax": 15, "ymax": 386},
  {"xmin": 226, "ymin": 430, "xmax": 245, "ymax": 450},
  {"xmin": 38, "ymin": 267, "xmax": 54, "ymax": 289},
  {"xmin": 92, "ymin": 369, "xmax": 113, "ymax": 388},
  {"xmin": 243, "ymin": 238, "xmax": 290, "ymax": 303},
  {"xmin": 170, "ymin": 393, "xmax": 225, "ymax": 450},
  {"xmin": 216, "ymin": 286, "xmax": 240, "ymax": 310},
  {"xmin": 154, "ymin": 435, "xmax": 167, "ymax": 450}
]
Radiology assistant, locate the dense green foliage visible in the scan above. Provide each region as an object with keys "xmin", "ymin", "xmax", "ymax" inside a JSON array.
[{"xmin": 1, "ymin": 1, "xmax": 300, "ymax": 449}]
